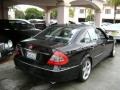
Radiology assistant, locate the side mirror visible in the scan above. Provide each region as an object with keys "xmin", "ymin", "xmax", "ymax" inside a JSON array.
[
  {"xmin": 108, "ymin": 35, "xmax": 114, "ymax": 40},
  {"xmin": 107, "ymin": 35, "xmax": 116, "ymax": 44}
]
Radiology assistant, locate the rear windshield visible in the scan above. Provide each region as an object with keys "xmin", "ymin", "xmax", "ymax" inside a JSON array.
[{"xmin": 35, "ymin": 26, "xmax": 80, "ymax": 43}]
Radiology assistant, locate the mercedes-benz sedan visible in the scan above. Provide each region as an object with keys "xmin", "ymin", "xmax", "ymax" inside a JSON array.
[{"xmin": 14, "ymin": 24, "xmax": 115, "ymax": 82}]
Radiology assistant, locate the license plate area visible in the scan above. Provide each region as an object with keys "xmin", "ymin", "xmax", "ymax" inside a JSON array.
[{"xmin": 26, "ymin": 51, "xmax": 37, "ymax": 60}]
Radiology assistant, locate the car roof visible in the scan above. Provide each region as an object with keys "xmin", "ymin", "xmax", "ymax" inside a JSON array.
[
  {"xmin": 50, "ymin": 24, "xmax": 94, "ymax": 28},
  {"xmin": 9, "ymin": 19, "xmax": 31, "ymax": 24},
  {"xmin": 0, "ymin": 19, "xmax": 31, "ymax": 24},
  {"xmin": 29, "ymin": 19, "xmax": 44, "ymax": 21}
]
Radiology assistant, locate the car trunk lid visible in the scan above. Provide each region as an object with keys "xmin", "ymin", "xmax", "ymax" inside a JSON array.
[{"xmin": 18, "ymin": 38, "xmax": 66, "ymax": 65}]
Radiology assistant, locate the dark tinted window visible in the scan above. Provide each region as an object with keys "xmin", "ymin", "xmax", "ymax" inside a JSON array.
[
  {"xmin": 95, "ymin": 28, "xmax": 106, "ymax": 39},
  {"xmin": 88, "ymin": 28, "xmax": 106, "ymax": 42},
  {"xmin": 9, "ymin": 20, "xmax": 33, "ymax": 30},
  {"xmin": 35, "ymin": 26, "xmax": 80, "ymax": 43},
  {"xmin": 80, "ymin": 31, "xmax": 91, "ymax": 43},
  {"xmin": 88, "ymin": 27, "xmax": 98, "ymax": 41}
]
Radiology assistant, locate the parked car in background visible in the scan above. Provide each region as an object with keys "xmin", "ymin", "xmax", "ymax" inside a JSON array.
[
  {"xmin": 29, "ymin": 19, "xmax": 46, "ymax": 30},
  {"xmin": 0, "ymin": 19, "xmax": 41, "ymax": 47},
  {"xmin": 14, "ymin": 24, "xmax": 115, "ymax": 82},
  {"xmin": 101, "ymin": 22, "xmax": 112, "ymax": 27},
  {"xmin": 0, "ymin": 35, "xmax": 13, "ymax": 60},
  {"xmin": 101, "ymin": 22, "xmax": 112, "ymax": 30},
  {"xmin": 103, "ymin": 23, "xmax": 120, "ymax": 40}
]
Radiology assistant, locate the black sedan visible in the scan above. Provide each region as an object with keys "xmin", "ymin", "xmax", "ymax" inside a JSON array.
[
  {"xmin": 0, "ymin": 19, "xmax": 41, "ymax": 46},
  {"xmin": 14, "ymin": 24, "xmax": 115, "ymax": 82},
  {"xmin": 0, "ymin": 36, "xmax": 13, "ymax": 60}
]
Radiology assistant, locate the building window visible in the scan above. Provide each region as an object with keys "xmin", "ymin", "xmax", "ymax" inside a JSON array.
[
  {"xmin": 116, "ymin": 9, "xmax": 120, "ymax": 14},
  {"xmin": 105, "ymin": 9, "xmax": 111, "ymax": 14},
  {"xmin": 80, "ymin": 9, "xmax": 85, "ymax": 14}
]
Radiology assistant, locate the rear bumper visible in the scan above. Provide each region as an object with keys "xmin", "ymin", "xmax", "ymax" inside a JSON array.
[{"xmin": 14, "ymin": 58, "xmax": 80, "ymax": 82}]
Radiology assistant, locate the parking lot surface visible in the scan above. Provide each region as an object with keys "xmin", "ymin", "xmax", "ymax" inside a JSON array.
[{"xmin": 0, "ymin": 44, "xmax": 120, "ymax": 90}]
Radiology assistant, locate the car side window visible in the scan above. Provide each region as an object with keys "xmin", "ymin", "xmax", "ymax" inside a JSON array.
[
  {"xmin": 87, "ymin": 27, "xmax": 98, "ymax": 42},
  {"xmin": 80, "ymin": 31, "xmax": 91, "ymax": 43},
  {"xmin": 95, "ymin": 28, "xmax": 106, "ymax": 40}
]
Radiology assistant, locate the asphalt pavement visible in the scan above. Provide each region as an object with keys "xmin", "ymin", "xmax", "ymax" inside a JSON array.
[{"xmin": 0, "ymin": 44, "xmax": 120, "ymax": 90}]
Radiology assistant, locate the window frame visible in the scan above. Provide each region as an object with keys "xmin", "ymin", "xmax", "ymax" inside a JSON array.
[
  {"xmin": 87, "ymin": 27, "xmax": 98, "ymax": 42},
  {"xmin": 80, "ymin": 31, "xmax": 91, "ymax": 43},
  {"xmin": 116, "ymin": 9, "xmax": 120, "ymax": 14},
  {"xmin": 105, "ymin": 9, "xmax": 111, "ymax": 14},
  {"xmin": 80, "ymin": 9, "xmax": 85, "ymax": 14}
]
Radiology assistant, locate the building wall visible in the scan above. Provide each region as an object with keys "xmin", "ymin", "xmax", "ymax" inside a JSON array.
[
  {"xmin": 103, "ymin": 5, "xmax": 120, "ymax": 19},
  {"xmin": 76, "ymin": 6, "xmax": 120, "ymax": 19},
  {"xmin": 77, "ymin": 7, "xmax": 86, "ymax": 19},
  {"xmin": 75, "ymin": 4, "xmax": 120, "ymax": 22}
]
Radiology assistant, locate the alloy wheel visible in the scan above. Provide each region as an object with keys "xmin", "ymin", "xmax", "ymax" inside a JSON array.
[{"xmin": 82, "ymin": 59, "xmax": 91, "ymax": 80}]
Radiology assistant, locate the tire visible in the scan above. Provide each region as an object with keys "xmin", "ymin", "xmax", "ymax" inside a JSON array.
[
  {"xmin": 110, "ymin": 44, "xmax": 115, "ymax": 57},
  {"xmin": 78, "ymin": 57, "xmax": 91, "ymax": 82}
]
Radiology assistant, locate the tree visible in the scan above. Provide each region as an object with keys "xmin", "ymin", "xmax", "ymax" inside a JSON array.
[
  {"xmin": 86, "ymin": 8, "xmax": 94, "ymax": 21},
  {"xmin": 69, "ymin": 7, "xmax": 75, "ymax": 18},
  {"xmin": 107, "ymin": 0, "xmax": 120, "ymax": 23},
  {"xmin": 51, "ymin": 9, "xmax": 57, "ymax": 19},
  {"xmin": 86, "ymin": 14, "xmax": 94, "ymax": 21},
  {"xmin": 25, "ymin": 8, "xmax": 44, "ymax": 19},
  {"xmin": 15, "ymin": 9, "xmax": 25, "ymax": 19}
]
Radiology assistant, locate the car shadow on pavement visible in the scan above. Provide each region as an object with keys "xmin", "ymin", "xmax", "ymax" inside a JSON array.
[
  {"xmin": 19, "ymin": 75, "xmax": 49, "ymax": 90},
  {"xmin": 18, "ymin": 74, "xmax": 84, "ymax": 90},
  {"xmin": 17, "ymin": 73, "xmax": 79, "ymax": 90}
]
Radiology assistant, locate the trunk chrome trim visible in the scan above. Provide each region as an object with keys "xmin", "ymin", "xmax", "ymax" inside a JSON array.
[{"xmin": 18, "ymin": 60, "xmax": 80, "ymax": 72}]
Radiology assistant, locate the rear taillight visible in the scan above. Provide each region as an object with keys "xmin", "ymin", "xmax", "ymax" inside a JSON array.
[{"xmin": 47, "ymin": 51, "xmax": 69, "ymax": 66}]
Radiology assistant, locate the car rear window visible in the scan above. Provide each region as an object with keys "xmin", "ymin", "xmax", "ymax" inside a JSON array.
[{"xmin": 35, "ymin": 26, "xmax": 80, "ymax": 43}]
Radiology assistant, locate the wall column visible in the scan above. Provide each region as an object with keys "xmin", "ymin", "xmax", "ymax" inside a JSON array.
[
  {"xmin": 57, "ymin": 2, "xmax": 70, "ymax": 24},
  {"xmin": 0, "ymin": 1, "xmax": 8, "ymax": 19},
  {"xmin": 94, "ymin": 10, "xmax": 102, "ymax": 27},
  {"xmin": 45, "ymin": 9, "xmax": 51, "ymax": 26}
]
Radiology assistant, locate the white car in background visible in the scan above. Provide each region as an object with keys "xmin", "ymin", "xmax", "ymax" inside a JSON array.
[{"xmin": 103, "ymin": 23, "xmax": 120, "ymax": 40}]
